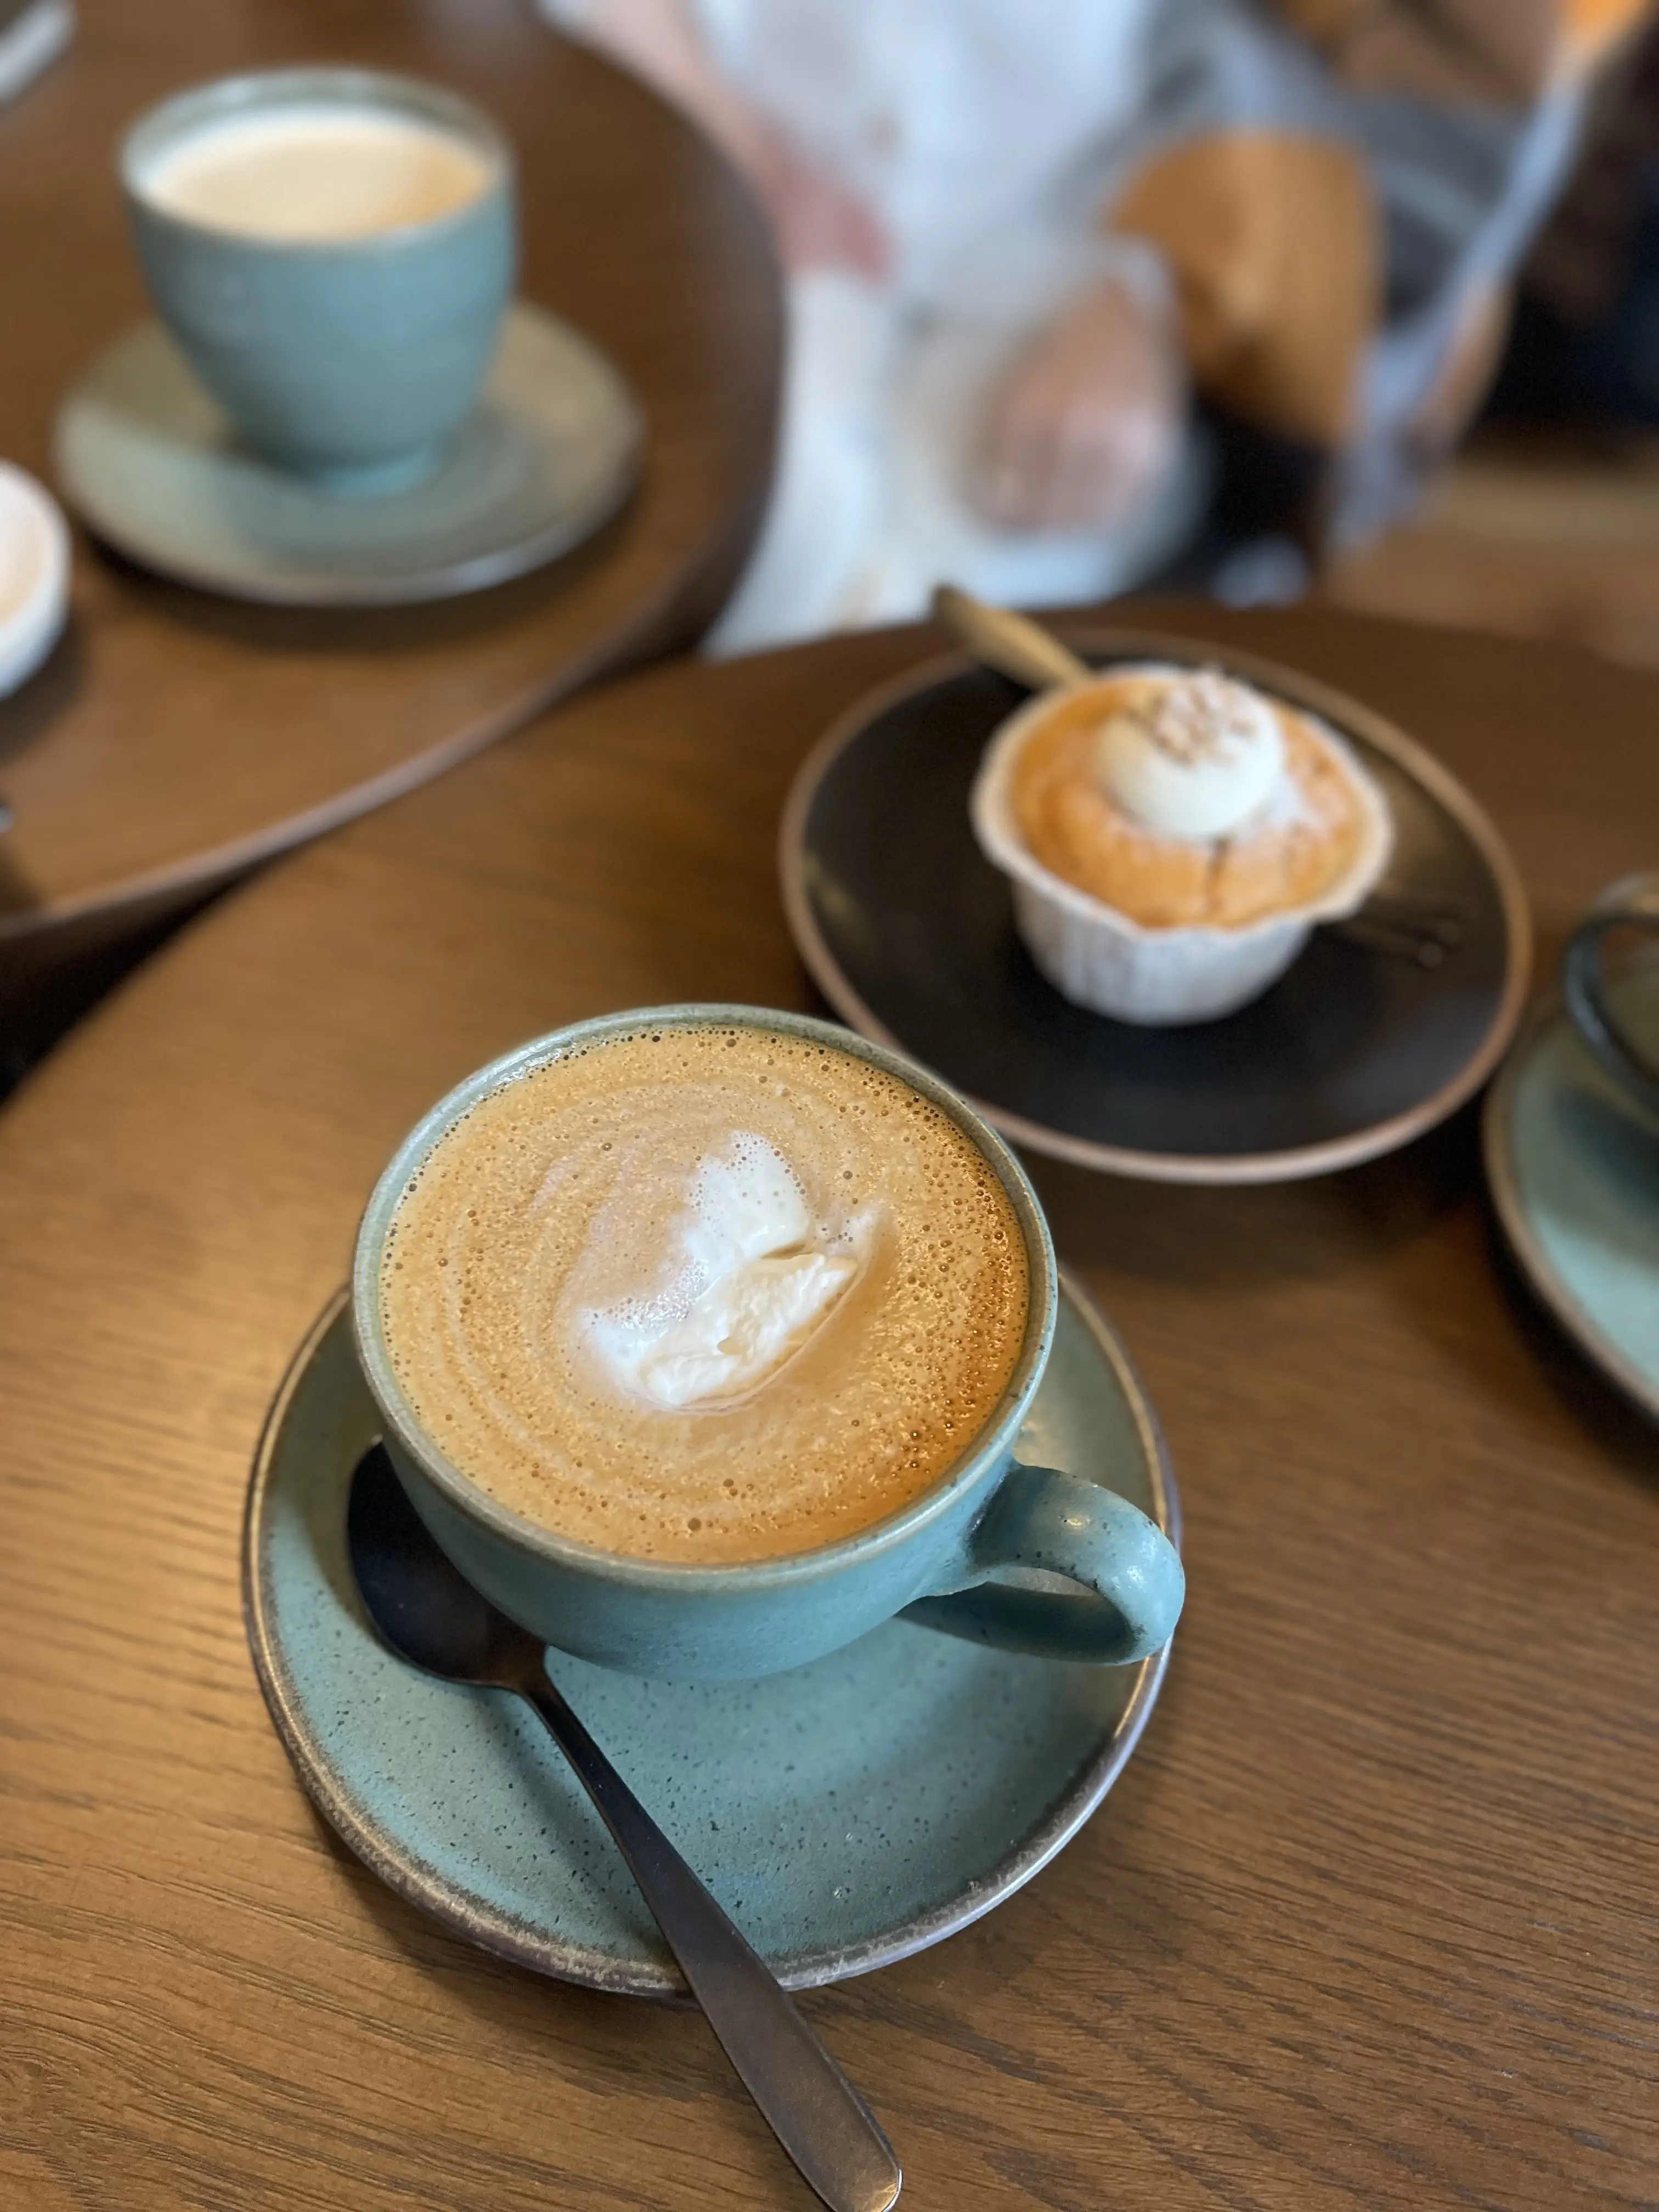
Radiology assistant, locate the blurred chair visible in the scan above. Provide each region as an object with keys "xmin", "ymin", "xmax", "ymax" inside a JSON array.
[{"xmin": 1324, "ymin": 14, "xmax": 1659, "ymax": 667}]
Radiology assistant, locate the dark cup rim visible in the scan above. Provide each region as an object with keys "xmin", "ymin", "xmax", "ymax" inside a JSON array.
[
  {"xmin": 351, "ymin": 1004, "xmax": 1061, "ymax": 1594},
  {"xmin": 120, "ymin": 64, "xmax": 514, "ymax": 256}
]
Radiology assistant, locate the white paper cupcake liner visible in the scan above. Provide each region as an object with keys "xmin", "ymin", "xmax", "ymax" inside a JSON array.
[{"xmin": 971, "ymin": 670, "xmax": 1395, "ymax": 1026}]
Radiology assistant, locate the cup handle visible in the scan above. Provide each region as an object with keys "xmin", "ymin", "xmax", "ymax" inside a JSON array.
[
  {"xmin": 1562, "ymin": 873, "xmax": 1659, "ymax": 1116},
  {"xmin": 900, "ymin": 1463, "xmax": 1184, "ymax": 1664}
]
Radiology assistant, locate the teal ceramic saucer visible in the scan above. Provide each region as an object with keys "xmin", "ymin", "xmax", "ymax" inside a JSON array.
[
  {"xmin": 54, "ymin": 303, "xmax": 640, "ymax": 607},
  {"xmin": 244, "ymin": 1279, "xmax": 1178, "ymax": 1997},
  {"xmin": 1484, "ymin": 977, "xmax": 1659, "ymax": 1420}
]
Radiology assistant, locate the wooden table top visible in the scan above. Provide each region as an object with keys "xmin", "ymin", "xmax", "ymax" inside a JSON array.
[
  {"xmin": 0, "ymin": 0, "xmax": 780, "ymax": 998},
  {"xmin": 1, "ymin": 603, "xmax": 1655, "ymax": 2211}
]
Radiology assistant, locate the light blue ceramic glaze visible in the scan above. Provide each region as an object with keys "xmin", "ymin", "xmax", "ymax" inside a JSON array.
[
  {"xmin": 244, "ymin": 1281, "xmax": 1178, "ymax": 1994},
  {"xmin": 1562, "ymin": 874, "xmax": 1659, "ymax": 1120},
  {"xmin": 352, "ymin": 1005, "xmax": 1186, "ymax": 1681},
  {"xmin": 123, "ymin": 69, "xmax": 515, "ymax": 484},
  {"xmin": 1489, "ymin": 969, "xmax": 1659, "ymax": 1418}
]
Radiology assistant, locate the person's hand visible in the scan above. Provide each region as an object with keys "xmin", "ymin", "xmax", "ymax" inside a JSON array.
[
  {"xmin": 743, "ymin": 122, "xmax": 889, "ymax": 279},
  {"xmin": 972, "ymin": 276, "xmax": 1184, "ymax": 534}
]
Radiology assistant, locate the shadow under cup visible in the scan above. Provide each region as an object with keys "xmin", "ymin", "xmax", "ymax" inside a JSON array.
[
  {"xmin": 350, "ymin": 1005, "xmax": 1186, "ymax": 1683},
  {"xmin": 122, "ymin": 67, "xmax": 516, "ymax": 488}
]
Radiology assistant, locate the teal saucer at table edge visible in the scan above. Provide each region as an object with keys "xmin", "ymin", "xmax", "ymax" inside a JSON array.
[
  {"xmin": 1484, "ymin": 974, "xmax": 1659, "ymax": 1421},
  {"xmin": 54, "ymin": 303, "xmax": 640, "ymax": 607},
  {"xmin": 243, "ymin": 1277, "xmax": 1178, "ymax": 1999}
]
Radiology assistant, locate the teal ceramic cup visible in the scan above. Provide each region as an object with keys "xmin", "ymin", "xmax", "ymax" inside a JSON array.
[
  {"xmin": 352, "ymin": 1006, "xmax": 1185, "ymax": 1682},
  {"xmin": 1564, "ymin": 872, "xmax": 1659, "ymax": 1120},
  {"xmin": 121, "ymin": 67, "xmax": 515, "ymax": 488}
]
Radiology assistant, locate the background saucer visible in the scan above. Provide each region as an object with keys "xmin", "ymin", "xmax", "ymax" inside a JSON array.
[
  {"xmin": 244, "ymin": 1280, "xmax": 1177, "ymax": 1997},
  {"xmin": 54, "ymin": 302, "xmax": 640, "ymax": 606},
  {"xmin": 1484, "ymin": 981, "xmax": 1659, "ymax": 1419},
  {"xmin": 780, "ymin": 635, "xmax": 1531, "ymax": 1184}
]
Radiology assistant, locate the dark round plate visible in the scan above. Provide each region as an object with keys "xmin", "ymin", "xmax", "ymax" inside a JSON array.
[{"xmin": 780, "ymin": 631, "xmax": 1531, "ymax": 1184}]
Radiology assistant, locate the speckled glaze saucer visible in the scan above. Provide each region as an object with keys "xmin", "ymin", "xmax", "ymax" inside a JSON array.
[
  {"xmin": 55, "ymin": 302, "xmax": 640, "ymax": 606},
  {"xmin": 244, "ymin": 1279, "xmax": 1177, "ymax": 1997},
  {"xmin": 1484, "ymin": 978, "xmax": 1659, "ymax": 1420}
]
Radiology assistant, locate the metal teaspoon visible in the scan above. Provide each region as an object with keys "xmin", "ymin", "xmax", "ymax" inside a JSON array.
[{"xmin": 346, "ymin": 1443, "xmax": 902, "ymax": 2212}]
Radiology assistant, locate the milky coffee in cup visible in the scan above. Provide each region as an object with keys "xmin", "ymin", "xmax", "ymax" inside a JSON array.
[
  {"xmin": 377, "ymin": 1019, "xmax": 1030, "ymax": 1566},
  {"xmin": 122, "ymin": 68, "xmax": 515, "ymax": 483},
  {"xmin": 137, "ymin": 104, "xmax": 495, "ymax": 242}
]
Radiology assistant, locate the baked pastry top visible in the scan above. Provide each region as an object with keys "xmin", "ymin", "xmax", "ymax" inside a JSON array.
[{"xmin": 1007, "ymin": 669, "xmax": 1373, "ymax": 929}]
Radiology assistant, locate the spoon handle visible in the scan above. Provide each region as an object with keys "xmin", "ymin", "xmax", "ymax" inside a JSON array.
[
  {"xmin": 932, "ymin": 583, "xmax": 1092, "ymax": 691},
  {"xmin": 521, "ymin": 1666, "xmax": 902, "ymax": 2212}
]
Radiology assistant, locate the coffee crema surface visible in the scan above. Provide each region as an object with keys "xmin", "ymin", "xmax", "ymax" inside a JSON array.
[
  {"xmin": 138, "ymin": 107, "xmax": 494, "ymax": 241},
  {"xmin": 378, "ymin": 1025, "xmax": 1030, "ymax": 1564}
]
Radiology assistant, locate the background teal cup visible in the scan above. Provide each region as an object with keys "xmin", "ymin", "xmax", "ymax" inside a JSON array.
[
  {"xmin": 122, "ymin": 67, "xmax": 516, "ymax": 489},
  {"xmin": 351, "ymin": 1006, "xmax": 1186, "ymax": 1682},
  {"xmin": 1564, "ymin": 872, "xmax": 1659, "ymax": 1121}
]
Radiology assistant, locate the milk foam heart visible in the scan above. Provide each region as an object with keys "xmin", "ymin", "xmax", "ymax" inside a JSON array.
[
  {"xmin": 1096, "ymin": 668, "xmax": 1286, "ymax": 842},
  {"xmin": 587, "ymin": 1135, "xmax": 872, "ymax": 1409}
]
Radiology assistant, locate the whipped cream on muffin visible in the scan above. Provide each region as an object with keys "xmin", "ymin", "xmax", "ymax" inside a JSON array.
[{"xmin": 1095, "ymin": 668, "xmax": 1285, "ymax": 842}]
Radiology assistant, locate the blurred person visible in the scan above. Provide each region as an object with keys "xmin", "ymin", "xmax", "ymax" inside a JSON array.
[{"xmin": 542, "ymin": 0, "xmax": 1652, "ymax": 652}]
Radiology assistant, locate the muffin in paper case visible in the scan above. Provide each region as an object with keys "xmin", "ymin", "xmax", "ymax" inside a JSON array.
[{"xmin": 970, "ymin": 682, "xmax": 1394, "ymax": 1026}]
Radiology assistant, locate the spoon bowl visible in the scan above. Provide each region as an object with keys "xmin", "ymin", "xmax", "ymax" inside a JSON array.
[{"xmin": 348, "ymin": 1442, "xmax": 529, "ymax": 1686}]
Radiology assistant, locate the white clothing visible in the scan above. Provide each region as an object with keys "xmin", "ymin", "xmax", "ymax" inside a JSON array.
[
  {"xmin": 709, "ymin": 268, "xmax": 1203, "ymax": 656},
  {"xmin": 685, "ymin": 0, "xmax": 1154, "ymax": 313},
  {"xmin": 540, "ymin": 0, "xmax": 1197, "ymax": 654}
]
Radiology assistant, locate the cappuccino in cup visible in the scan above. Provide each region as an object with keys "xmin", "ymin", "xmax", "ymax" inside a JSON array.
[
  {"xmin": 356, "ymin": 1006, "xmax": 1183, "ymax": 1681},
  {"xmin": 134, "ymin": 104, "xmax": 495, "ymax": 242},
  {"xmin": 378, "ymin": 1019, "xmax": 1030, "ymax": 1565}
]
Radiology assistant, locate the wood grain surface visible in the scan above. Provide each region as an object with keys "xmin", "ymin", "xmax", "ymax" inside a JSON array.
[
  {"xmin": 0, "ymin": 605, "xmax": 1655, "ymax": 2211},
  {"xmin": 0, "ymin": 0, "xmax": 780, "ymax": 1007}
]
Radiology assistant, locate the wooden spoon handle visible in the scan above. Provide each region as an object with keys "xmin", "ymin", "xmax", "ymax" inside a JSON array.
[{"xmin": 931, "ymin": 584, "xmax": 1092, "ymax": 691}]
